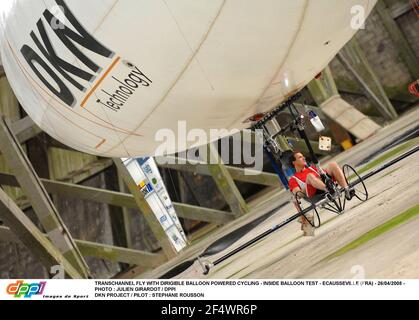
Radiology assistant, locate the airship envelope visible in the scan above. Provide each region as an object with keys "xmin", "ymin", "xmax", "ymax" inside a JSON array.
[{"xmin": 0, "ymin": 0, "xmax": 376, "ymax": 157}]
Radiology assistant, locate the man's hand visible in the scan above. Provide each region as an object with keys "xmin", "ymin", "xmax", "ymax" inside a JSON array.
[{"xmin": 292, "ymin": 187, "xmax": 302, "ymax": 196}]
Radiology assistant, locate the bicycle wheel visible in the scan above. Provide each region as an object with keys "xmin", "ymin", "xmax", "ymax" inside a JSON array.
[
  {"xmin": 343, "ymin": 164, "xmax": 368, "ymax": 202},
  {"xmin": 294, "ymin": 191, "xmax": 321, "ymax": 228}
]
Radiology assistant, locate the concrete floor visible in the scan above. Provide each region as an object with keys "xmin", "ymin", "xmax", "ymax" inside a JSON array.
[{"xmin": 141, "ymin": 107, "xmax": 419, "ymax": 279}]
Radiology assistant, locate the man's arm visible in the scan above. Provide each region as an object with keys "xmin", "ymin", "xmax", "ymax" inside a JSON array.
[
  {"xmin": 292, "ymin": 187, "xmax": 303, "ymax": 197},
  {"xmin": 289, "ymin": 177, "xmax": 302, "ymax": 196}
]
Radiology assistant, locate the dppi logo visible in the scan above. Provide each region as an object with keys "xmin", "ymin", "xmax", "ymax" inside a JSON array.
[{"xmin": 6, "ymin": 281, "xmax": 46, "ymax": 298}]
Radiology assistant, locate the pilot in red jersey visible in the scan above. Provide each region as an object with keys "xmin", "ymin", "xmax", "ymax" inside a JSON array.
[{"xmin": 288, "ymin": 151, "xmax": 352, "ymax": 200}]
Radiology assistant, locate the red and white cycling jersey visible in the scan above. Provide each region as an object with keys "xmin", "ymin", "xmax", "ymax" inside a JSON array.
[{"xmin": 289, "ymin": 165, "xmax": 322, "ymax": 197}]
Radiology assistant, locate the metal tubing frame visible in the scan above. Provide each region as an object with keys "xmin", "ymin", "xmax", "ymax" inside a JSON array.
[{"xmin": 206, "ymin": 145, "xmax": 419, "ymax": 272}]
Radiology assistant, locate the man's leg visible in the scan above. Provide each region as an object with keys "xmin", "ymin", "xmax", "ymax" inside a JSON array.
[
  {"xmin": 326, "ymin": 162, "xmax": 353, "ymax": 200},
  {"xmin": 325, "ymin": 162, "xmax": 348, "ymax": 188},
  {"xmin": 306, "ymin": 173, "xmax": 327, "ymax": 192}
]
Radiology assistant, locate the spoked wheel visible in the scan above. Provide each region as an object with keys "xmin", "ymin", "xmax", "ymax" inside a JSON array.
[
  {"xmin": 343, "ymin": 164, "xmax": 368, "ymax": 202},
  {"xmin": 323, "ymin": 194, "xmax": 346, "ymax": 215},
  {"xmin": 321, "ymin": 175, "xmax": 345, "ymax": 214},
  {"xmin": 294, "ymin": 191, "xmax": 321, "ymax": 228}
]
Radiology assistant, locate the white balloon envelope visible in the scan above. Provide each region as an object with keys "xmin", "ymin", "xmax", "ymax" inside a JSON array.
[{"xmin": 0, "ymin": 0, "xmax": 376, "ymax": 157}]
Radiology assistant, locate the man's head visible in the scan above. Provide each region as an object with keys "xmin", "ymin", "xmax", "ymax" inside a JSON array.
[{"xmin": 290, "ymin": 151, "xmax": 307, "ymax": 170}]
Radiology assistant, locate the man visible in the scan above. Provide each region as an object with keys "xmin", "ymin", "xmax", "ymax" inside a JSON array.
[
  {"xmin": 288, "ymin": 151, "xmax": 352, "ymax": 235},
  {"xmin": 288, "ymin": 151, "xmax": 352, "ymax": 200}
]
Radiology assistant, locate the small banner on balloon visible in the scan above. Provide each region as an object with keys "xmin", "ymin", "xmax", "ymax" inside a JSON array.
[{"xmin": 122, "ymin": 157, "xmax": 187, "ymax": 252}]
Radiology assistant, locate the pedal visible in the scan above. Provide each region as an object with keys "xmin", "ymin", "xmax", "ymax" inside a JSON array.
[
  {"xmin": 345, "ymin": 189, "xmax": 356, "ymax": 201},
  {"xmin": 325, "ymin": 191, "xmax": 335, "ymax": 200}
]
